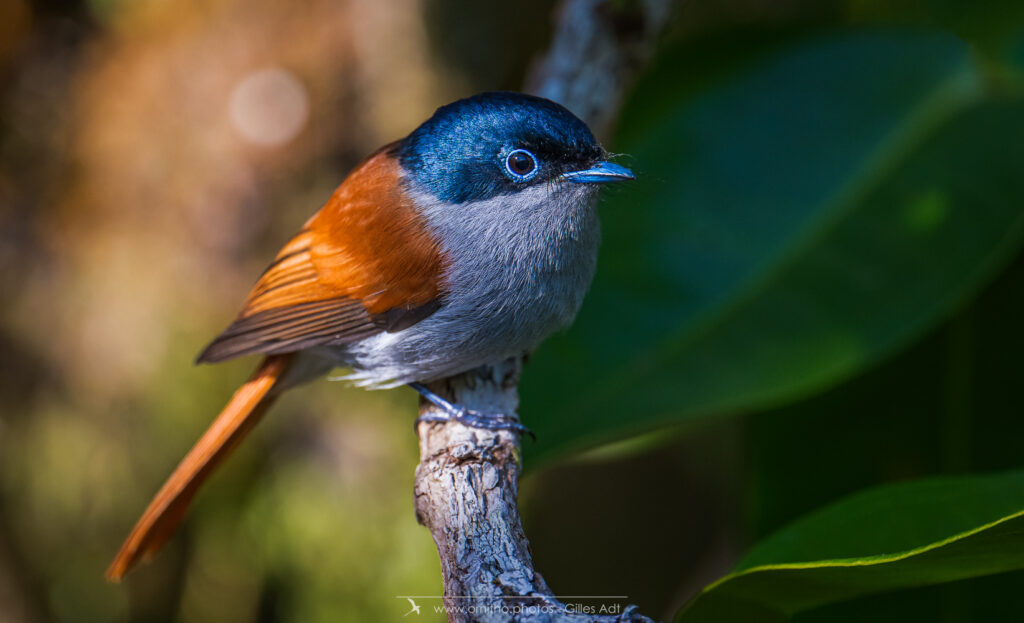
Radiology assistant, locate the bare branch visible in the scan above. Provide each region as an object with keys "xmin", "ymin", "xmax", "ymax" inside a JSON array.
[
  {"xmin": 415, "ymin": 361, "xmax": 655, "ymax": 622},
  {"xmin": 413, "ymin": 1, "xmax": 671, "ymax": 621},
  {"xmin": 528, "ymin": 0, "xmax": 671, "ymax": 134}
]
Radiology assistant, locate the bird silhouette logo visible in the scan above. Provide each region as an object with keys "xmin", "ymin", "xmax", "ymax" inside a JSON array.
[{"xmin": 403, "ymin": 597, "xmax": 421, "ymax": 616}]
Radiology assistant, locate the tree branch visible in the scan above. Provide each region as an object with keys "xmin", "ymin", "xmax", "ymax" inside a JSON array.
[
  {"xmin": 413, "ymin": 1, "xmax": 670, "ymax": 621},
  {"xmin": 415, "ymin": 360, "xmax": 654, "ymax": 622},
  {"xmin": 527, "ymin": 0, "xmax": 671, "ymax": 137}
]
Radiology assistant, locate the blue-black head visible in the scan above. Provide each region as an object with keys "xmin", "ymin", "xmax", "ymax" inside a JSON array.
[{"xmin": 394, "ymin": 92, "xmax": 633, "ymax": 204}]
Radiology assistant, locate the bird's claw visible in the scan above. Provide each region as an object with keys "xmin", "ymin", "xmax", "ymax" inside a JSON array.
[
  {"xmin": 409, "ymin": 381, "xmax": 535, "ymax": 439},
  {"xmin": 415, "ymin": 408, "xmax": 535, "ymax": 439}
]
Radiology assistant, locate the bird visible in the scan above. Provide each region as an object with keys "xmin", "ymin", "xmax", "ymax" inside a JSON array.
[{"xmin": 105, "ymin": 91, "xmax": 634, "ymax": 581}]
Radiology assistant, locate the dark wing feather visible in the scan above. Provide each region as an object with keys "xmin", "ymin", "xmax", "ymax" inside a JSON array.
[{"xmin": 196, "ymin": 299, "xmax": 380, "ymax": 363}]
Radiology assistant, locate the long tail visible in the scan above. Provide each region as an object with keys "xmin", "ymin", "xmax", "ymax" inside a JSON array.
[{"xmin": 106, "ymin": 354, "xmax": 294, "ymax": 581}]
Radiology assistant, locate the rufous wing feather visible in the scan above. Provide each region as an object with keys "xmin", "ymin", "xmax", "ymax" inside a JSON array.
[
  {"xmin": 196, "ymin": 149, "xmax": 447, "ymax": 364},
  {"xmin": 106, "ymin": 354, "xmax": 293, "ymax": 581}
]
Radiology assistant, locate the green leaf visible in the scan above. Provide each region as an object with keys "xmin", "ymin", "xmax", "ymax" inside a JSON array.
[
  {"xmin": 675, "ymin": 470, "xmax": 1024, "ymax": 622},
  {"xmin": 844, "ymin": 1, "xmax": 1024, "ymax": 54},
  {"xmin": 520, "ymin": 30, "xmax": 1024, "ymax": 463}
]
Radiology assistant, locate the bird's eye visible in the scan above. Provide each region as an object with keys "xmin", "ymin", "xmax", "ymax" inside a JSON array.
[{"xmin": 504, "ymin": 149, "xmax": 538, "ymax": 181}]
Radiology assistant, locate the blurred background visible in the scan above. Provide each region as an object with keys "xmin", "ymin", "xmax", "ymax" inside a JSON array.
[{"xmin": 2, "ymin": 1, "xmax": 1024, "ymax": 622}]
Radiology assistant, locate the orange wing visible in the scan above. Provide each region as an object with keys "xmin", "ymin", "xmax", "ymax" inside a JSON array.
[{"xmin": 198, "ymin": 150, "xmax": 447, "ymax": 363}]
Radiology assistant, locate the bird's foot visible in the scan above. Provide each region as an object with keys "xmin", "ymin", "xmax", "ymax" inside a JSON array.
[
  {"xmin": 409, "ymin": 382, "xmax": 534, "ymax": 439},
  {"xmin": 415, "ymin": 409, "xmax": 534, "ymax": 438}
]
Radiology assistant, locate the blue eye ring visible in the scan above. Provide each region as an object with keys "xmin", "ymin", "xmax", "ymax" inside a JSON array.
[{"xmin": 503, "ymin": 149, "xmax": 539, "ymax": 182}]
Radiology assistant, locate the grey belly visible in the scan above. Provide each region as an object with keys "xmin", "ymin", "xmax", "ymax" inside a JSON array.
[{"xmin": 337, "ymin": 241, "xmax": 598, "ymax": 387}]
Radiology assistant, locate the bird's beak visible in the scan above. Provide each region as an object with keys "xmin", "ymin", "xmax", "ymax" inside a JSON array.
[{"xmin": 561, "ymin": 161, "xmax": 635, "ymax": 184}]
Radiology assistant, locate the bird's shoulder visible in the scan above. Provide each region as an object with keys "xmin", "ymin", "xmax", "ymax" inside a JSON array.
[
  {"xmin": 196, "ymin": 148, "xmax": 448, "ymax": 363},
  {"xmin": 255, "ymin": 148, "xmax": 446, "ymax": 315}
]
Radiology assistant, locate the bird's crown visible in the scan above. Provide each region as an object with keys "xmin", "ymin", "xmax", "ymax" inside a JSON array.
[{"xmin": 394, "ymin": 91, "xmax": 604, "ymax": 203}]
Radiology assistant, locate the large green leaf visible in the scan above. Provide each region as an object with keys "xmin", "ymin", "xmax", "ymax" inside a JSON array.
[
  {"xmin": 520, "ymin": 31, "xmax": 1024, "ymax": 462},
  {"xmin": 675, "ymin": 470, "xmax": 1024, "ymax": 622}
]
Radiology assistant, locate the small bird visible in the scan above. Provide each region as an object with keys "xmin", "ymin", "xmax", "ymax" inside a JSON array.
[{"xmin": 106, "ymin": 91, "xmax": 633, "ymax": 580}]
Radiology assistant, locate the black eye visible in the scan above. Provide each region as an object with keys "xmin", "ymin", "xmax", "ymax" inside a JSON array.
[{"xmin": 504, "ymin": 149, "xmax": 538, "ymax": 181}]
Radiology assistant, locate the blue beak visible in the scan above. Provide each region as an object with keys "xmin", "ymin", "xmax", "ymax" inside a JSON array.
[{"xmin": 562, "ymin": 161, "xmax": 635, "ymax": 184}]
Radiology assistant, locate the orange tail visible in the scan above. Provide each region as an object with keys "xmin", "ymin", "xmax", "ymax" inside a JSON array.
[{"xmin": 106, "ymin": 354, "xmax": 293, "ymax": 581}]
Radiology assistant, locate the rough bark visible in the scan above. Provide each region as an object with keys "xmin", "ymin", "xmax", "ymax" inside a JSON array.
[
  {"xmin": 414, "ymin": 360, "xmax": 654, "ymax": 623},
  {"xmin": 413, "ymin": 1, "xmax": 671, "ymax": 621}
]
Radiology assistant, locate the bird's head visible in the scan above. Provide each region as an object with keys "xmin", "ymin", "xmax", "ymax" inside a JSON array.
[{"xmin": 393, "ymin": 91, "xmax": 633, "ymax": 204}]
